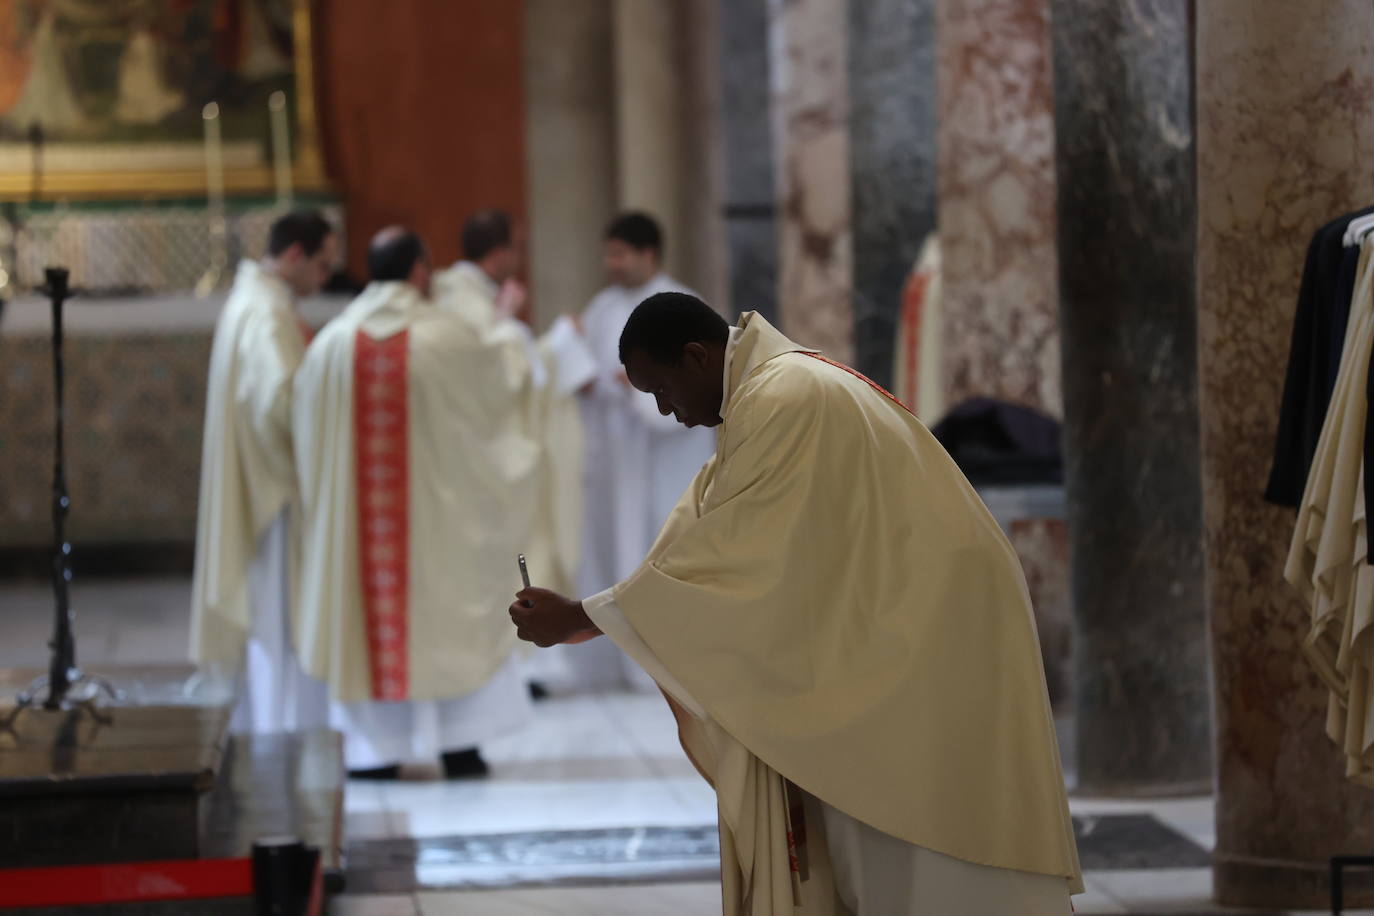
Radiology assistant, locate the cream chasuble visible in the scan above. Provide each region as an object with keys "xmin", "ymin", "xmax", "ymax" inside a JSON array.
[
  {"xmin": 190, "ymin": 259, "xmax": 307, "ymax": 669},
  {"xmin": 1287, "ymin": 238, "xmax": 1374, "ymax": 784},
  {"xmin": 433, "ymin": 262, "xmax": 597, "ymax": 595},
  {"xmin": 293, "ymin": 281, "xmax": 539, "ymax": 703},
  {"xmin": 581, "ymin": 312, "xmax": 1081, "ymax": 911}
]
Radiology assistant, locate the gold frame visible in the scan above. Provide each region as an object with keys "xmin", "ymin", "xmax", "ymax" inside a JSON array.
[{"xmin": 0, "ymin": 0, "xmax": 329, "ymax": 200}]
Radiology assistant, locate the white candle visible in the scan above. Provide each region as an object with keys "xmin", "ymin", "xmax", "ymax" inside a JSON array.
[
  {"xmin": 198, "ymin": 101, "xmax": 227, "ymax": 296},
  {"xmin": 202, "ymin": 102, "xmax": 224, "ymax": 204},
  {"xmin": 268, "ymin": 90, "xmax": 293, "ymax": 207}
]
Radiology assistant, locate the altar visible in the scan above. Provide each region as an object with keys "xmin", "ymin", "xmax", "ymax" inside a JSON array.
[{"xmin": 0, "ymin": 281, "xmax": 347, "ymax": 555}]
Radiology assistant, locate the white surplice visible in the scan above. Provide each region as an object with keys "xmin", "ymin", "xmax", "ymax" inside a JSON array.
[
  {"xmin": 567, "ymin": 274, "xmax": 718, "ymax": 690},
  {"xmin": 293, "ymin": 280, "xmax": 539, "ymax": 766},
  {"xmin": 191, "ymin": 259, "xmax": 325, "ymax": 735},
  {"xmin": 575, "ymin": 325, "xmax": 1074, "ymax": 914}
]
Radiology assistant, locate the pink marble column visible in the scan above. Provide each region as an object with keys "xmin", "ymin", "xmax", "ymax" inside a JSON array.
[
  {"xmin": 1198, "ymin": 1, "xmax": 1374, "ymax": 906},
  {"xmin": 936, "ymin": 0, "xmax": 1060, "ymax": 415},
  {"xmin": 768, "ymin": 0, "xmax": 854, "ymax": 363}
]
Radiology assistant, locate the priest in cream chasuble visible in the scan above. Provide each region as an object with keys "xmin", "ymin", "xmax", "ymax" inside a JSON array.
[
  {"xmin": 512, "ymin": 294, "xmax": 1081, "ymax": 914},
  {"xmin": 189, "ymin": 210, "xmax": 336, "ymax": 735},
  {"xmin": 294, "ymin": 227, "xmax": 538, "ymax": 776}
]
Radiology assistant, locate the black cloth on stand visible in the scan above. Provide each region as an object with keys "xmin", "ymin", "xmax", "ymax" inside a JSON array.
[
  {"xmin": 930, "ymin": 398, "xmax": 1062, "ymax": 485},
  {"xmin": 1265, "ymin": 207, "xmax": 1374, "ymax": 507}
]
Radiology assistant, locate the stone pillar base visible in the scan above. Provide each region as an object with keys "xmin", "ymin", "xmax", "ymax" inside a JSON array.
[{"xmin": 1215, "ymin": 854, "xmax": 1374, "ymax": 910}]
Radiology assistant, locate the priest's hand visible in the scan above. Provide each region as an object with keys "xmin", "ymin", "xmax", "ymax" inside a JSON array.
[
  {"xmin": 510, "ymin": 588, "xmax": 599, "ymax": 647},
  {"xmin": 496, "ymin": 278, "xmax": 531, "ymax": 325}
]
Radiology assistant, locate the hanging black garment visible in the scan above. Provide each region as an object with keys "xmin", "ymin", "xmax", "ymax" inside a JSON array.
[
  {"xmin": 1265, "ymin": 207, "xmax": 1374, "ymax": 507},
  {"xmin": 1366, "ymin": 339, "xmax": 1374, "ymax": 564}
]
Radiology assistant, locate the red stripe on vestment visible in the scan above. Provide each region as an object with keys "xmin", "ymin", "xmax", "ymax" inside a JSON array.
[
  {"xmin": 353, "ymin": 330, "xmax": 410, "ymax": 701},
  {"xmin": 801, "ymin": 351, "xmax": 916, "ymax": 418},
  {"xmin": 900, "ymin": 270, "xmax": 931, "ymax": 409}
]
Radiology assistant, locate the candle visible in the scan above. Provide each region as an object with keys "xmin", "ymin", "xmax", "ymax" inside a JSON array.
[
  {"xmin": 198, "ymin": 102, "xmax": 228, "ymax": 296},
  {"xmin": 202, "ymin": 102, "xmax": 224, "ymax": 203},
  {"xmin": 268, "ymin": 90, "xmax": 293, "ymax": 208}
]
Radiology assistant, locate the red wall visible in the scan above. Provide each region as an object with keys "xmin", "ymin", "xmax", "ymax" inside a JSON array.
[{"xmin": 314, "ymin": 1, "xmax": 526, "ymax": 275}]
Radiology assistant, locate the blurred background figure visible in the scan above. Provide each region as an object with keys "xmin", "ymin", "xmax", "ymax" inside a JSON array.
[
  {"xmin": 189, "ymin": 208, "xmax": 336, "ymax": 736},
  {"xmin": 562, "ymin": 212, "xmax": 717, "ymax": 693}
]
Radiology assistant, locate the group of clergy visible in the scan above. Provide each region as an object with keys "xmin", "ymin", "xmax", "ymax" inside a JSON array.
[
  {"xmin": 190, "ymin": 207, "xmax": 1083, "ymax": 913},
  {"xmin": 190, "ymin": 208, "xmax": 710, "ymax": 779}
]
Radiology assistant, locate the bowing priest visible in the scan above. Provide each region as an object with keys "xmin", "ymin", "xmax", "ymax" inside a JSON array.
[
  {"xmin": 293, "ymin": 227, "xmax": 538, "ymax": 779},
  {"xmin": 190, "ymin": 209, "xmax": 336, "ymax": 735},
  {"xmin": 433, "ymin": 210, "xmax": 597, "ymax": 600},
  {"xmin": 511, "ymin": 293, "xmax": 1082, "ymax": 914},
  {"xmin": 573, "ymin": 212, "xmax": 716, "ymax": 690}
]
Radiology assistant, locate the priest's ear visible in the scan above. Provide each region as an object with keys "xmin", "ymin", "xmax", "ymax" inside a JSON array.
[{"xmin": 681, "ymin": 341, "xmax": 710, "ymax": 371}]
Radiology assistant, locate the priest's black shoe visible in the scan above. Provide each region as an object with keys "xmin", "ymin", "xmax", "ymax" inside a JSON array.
[
  {"xmin": 441, "ymin": 748, "xmax": 490, "ymax": 779},
  {"xmin": 347, "ymin": 764, "xmax": 401, "ymax": 781}
]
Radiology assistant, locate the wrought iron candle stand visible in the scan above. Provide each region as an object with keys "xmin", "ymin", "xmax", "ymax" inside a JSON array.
[{"xmin": 5, "ymin": 267, "xmax": 123, "ymax": 727}]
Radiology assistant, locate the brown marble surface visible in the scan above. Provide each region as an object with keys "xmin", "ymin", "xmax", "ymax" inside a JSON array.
[
  {"xmin": 769, "ymin": 0, "xmax": 855, "ymax": 363},
  {"xmin": 1198, "ymin": 0, "xmax": 1374, "ymax": 906},
  {"xmin": 936, "ymin": 0, "xmax": 1061, "ymax": 415},
  {"xmin": 0, "ymin": 704, "xmax": 228, "ymax": 793}
]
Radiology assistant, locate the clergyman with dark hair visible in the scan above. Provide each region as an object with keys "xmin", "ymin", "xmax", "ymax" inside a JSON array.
[
  {"xmin": 434, "ymin": 209, "xmax": 526, "ymax": 328},
  {"xmin": 565, "ymin": 211, "xmax": 717, "ymax": 691},
  {"xmin": 292, "ymin": 226, "xmax": 542, "ymax": 781},
  {"xmin": 190, "ymin": 208, "xmax": 337, "ymax": 736},
  {"xmin": 511, "ymin": 298, "xmax": 1083, "ymax": 912},
  {"xmin": 432, "ymin": 210, "xmax": 597, "ymax": 613}
]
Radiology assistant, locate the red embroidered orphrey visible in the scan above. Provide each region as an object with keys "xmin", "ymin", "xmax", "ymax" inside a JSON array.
[
  {"xmin": 353, "ymin": 330, "xmax": 410, "ymax": 701},
  {"xmin": 801, "ymin": 352, "xmax": 916, "ymax": 418},
  {"xmin": 900, "ymin": 269, "xmax": 932, "ymax": 409}
]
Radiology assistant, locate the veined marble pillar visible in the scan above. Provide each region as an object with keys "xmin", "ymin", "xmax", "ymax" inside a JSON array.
[
  {"xmin": 718, "ymin": 0, "xmax": 778, "ymax": 323},
  {"xmin": 1198, "ymin": 1, "xmax": 1374, "ymax": 906},
  {"xmin": 848, "ymin": 0, "xmax": 938, "ymax": 388},
  {"xmin": 936, "ymin": 0, "xmax": 1060, "ymax": 414},
  {"xmin": 1050, "ymin": 0, "xmax": 1211, "ymax": 796},
  {"xmin": 768, "ymin": 0, "xmax": 854, "ymax": 362}
]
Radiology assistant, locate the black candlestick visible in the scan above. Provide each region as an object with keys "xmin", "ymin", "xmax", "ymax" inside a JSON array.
[
  {"xmin": 2, "ymin": 270, "xmax": 121, "ymax": 723},
  {"xmin": 43, "ymin": 267, "xmax": 74, "ymax": 710}
]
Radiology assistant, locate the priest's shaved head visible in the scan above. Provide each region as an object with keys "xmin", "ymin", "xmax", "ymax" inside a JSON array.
[
  {"xmin": 619, "ymin": 291, "xmax": 731, "ymax": 429},
  {"xmin": 368, "ymin": 225, "xmax": 432, "ymax": 297}
]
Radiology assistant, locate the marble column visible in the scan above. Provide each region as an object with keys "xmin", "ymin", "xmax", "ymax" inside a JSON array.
[
  {"xmin": 848, "ymin": 0, "xmax": 938, "ymax": 388},
  {"xmin": 1198, "ymin": 1, "xmax": 1374, "ymax": 906},
  {"xmin": 523, "ymin": 0, "xmax": 617, "ymax": 326},
  {"xmin": 1050, "ymin": 0, "xmax": 1211, "ymax": 795},
  {"xmin": 768, "ymin": 0, "xmax": 854, "ymax": 362},
  {"xmin": 612, "ymin": 0, "xmax": 688, "ymax": 282},
  {"xmin": 936, "ymin": 0, "xmax": 1060, "ymax": 414},
  {"xmin": 612, "ymin": 0, "xmax": 725, "ymax": 300},
  {"xmin": 718, "ymin": 0, "xmax": 778, "ymax": 323}
]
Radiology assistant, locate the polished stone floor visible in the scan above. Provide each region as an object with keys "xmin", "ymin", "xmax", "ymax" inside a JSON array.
[{"xmin": 0, "ymin": 576, "xmax": 1369, "ymax": 915}]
